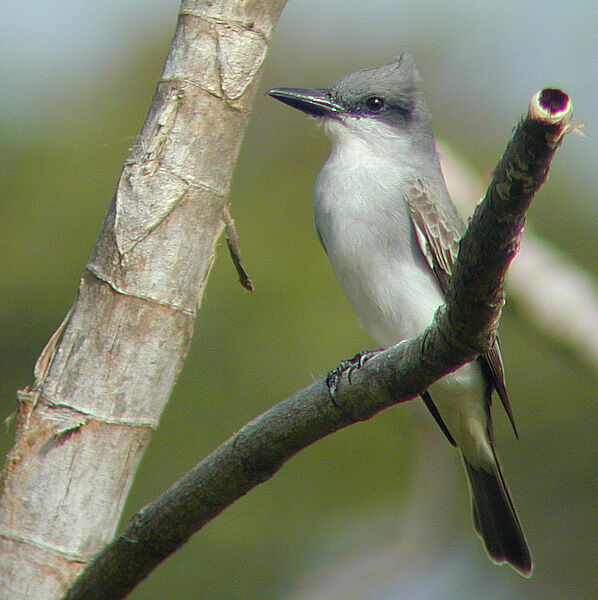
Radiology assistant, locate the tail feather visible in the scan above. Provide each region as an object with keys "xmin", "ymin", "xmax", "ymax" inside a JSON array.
[{"xmin": 463, "ymin": 455, "xmax": 533, "ymax": 577}]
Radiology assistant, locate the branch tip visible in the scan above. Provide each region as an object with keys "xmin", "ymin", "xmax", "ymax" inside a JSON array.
[{"xmin": 528, "ymin": 88, "xmax": 572, "ymax": 127}]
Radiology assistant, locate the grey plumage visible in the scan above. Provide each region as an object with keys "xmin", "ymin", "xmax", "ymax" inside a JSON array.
[{"xmin": 268, "ymin": 53, "xmax": 532, "ymax": 576}]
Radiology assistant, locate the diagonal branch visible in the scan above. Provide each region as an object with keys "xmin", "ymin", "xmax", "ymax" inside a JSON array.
[
  {"xmin": 439, "ymin": 139, "xmax": 597, "ymax": 374},
  {"xmin": 62, "ymin": 89, "xmax": 574, "ymax": 600}
]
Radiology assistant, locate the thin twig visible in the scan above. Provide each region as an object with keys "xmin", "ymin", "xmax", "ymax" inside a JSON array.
[{"xmin": 223, "ymin": 204, "xmax": 255, "ymax": 291}]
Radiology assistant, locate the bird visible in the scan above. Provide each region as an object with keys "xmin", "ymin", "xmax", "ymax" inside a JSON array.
[{"xmin": 267, "ymin": 53, "xmax": 533, "ymax": 576}]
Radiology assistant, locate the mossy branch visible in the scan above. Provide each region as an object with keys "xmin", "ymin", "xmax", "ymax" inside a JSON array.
[{"xmin": 63, "ymin": 89, "xmax": 574, "ymax": 600}]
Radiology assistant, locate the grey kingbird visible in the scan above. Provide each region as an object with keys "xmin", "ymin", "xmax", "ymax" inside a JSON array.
[{"xmin": 268, "ymin": 53, "xmax": 532, "ymax": 576}]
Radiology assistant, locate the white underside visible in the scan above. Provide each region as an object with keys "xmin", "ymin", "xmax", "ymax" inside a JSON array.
[{"xmin": 315, "ymin": 119, "xmax": 494, "ymax": 469}]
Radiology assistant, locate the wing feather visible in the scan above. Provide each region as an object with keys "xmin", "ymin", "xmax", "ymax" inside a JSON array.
[{"xmin": 405, "ymin": 180, "xmax": 517, "ymax": 435}]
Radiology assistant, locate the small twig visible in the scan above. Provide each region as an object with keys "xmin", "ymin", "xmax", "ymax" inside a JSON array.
[
  {"xmin": 62, "ymin": 88, "xmax": 574, "ymax": 600},
  {"xmin": 223, "ymin": 204, "xmax": 254, "ymax": 291}
]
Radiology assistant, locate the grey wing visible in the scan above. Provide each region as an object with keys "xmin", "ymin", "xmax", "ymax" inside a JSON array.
[
  {"xmin": 406, "ymin": 180, "xmax": 461, "ymax": 295},
  {"xmin": 405, "ymin": 180, "xmax": 517, "ymax": 436}
]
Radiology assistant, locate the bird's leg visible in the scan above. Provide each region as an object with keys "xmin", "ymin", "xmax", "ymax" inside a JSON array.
[{"xmin": 326, "ymin": 348, "xmax": 385, "ymax": 404}]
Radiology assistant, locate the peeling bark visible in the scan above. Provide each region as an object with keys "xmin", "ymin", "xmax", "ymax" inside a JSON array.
[{"xmin": 0, "ymin": 1, "xmax": 287, "ymax": 598}]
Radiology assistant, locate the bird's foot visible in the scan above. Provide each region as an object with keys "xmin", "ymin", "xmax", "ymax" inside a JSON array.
[{"xmin": 326, "ymin": 349, "xmax": 384, "ymax": 405}]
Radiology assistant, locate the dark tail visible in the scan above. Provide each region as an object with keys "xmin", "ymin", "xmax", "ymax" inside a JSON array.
[{"xmin": 463, "ymin": 452, "xmax": 533, "ymax": 577}]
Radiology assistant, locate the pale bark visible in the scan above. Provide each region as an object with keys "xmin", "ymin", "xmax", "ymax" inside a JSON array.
[{"xmin": 0, "ymin": 1, "xmax": 286, "ymax": 598}]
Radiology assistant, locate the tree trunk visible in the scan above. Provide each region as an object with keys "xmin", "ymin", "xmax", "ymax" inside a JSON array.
[{"xmin": 0, "ymin": 1, "xmax": 287, "ymax": 598}]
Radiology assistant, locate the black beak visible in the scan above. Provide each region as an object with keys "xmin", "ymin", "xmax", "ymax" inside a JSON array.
[{"xmin": 267, "ymin": 88, "xmax": 343, "ymax": 118}]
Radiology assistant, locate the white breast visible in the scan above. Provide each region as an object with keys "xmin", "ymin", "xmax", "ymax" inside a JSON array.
[
  {"xmin": 313, "ymin": 119, "xmax": 491, "ymax": 466},
  {"xmin": 314, "ymin": 123, "xmax": 443, "ymax": 346}
]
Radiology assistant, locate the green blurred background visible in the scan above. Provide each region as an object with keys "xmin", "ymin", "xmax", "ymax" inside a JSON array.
[{"xmin": 1, "ymin": 1, "xmax": 596, "ymax": 598}]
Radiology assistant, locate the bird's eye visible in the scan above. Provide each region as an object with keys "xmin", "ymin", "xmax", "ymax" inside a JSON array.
[{"xmin": 365, "ymin": 96, "xmax": 385, "ymax": 112}]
